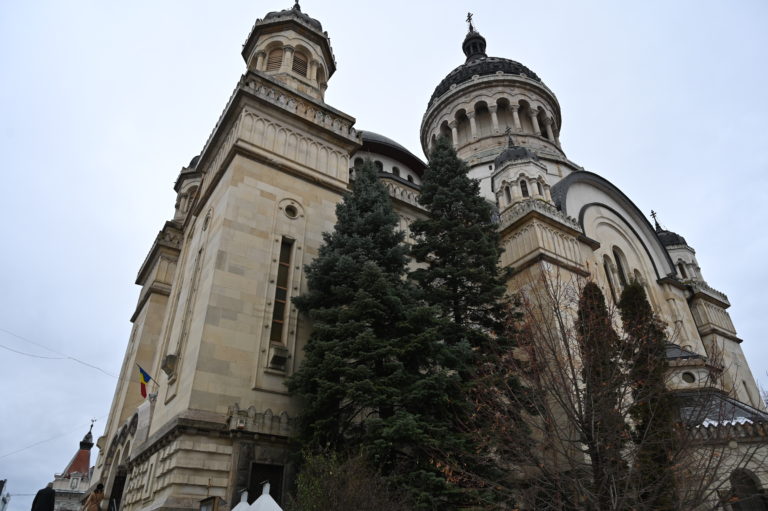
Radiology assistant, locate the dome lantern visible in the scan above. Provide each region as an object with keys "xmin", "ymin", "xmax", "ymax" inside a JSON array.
[{"xmin": 462, "ymin": 13, "xmax": 487, "ymax": 61}]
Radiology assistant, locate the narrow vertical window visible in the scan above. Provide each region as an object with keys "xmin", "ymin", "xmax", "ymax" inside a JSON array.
[
  {"xmin": 678, "ymin": 262, "xmax": 687, "ymax": 279},
  {"xmin": 604, "ymin": 257, "xmax": 617, "ymax": 302},
  {"xmin": 520, "ymin": 180, "xmax": 529, "ymax": 197},
  {"xmin": 613, "ymin": 248, "xmax": 628, "ymax": 287},
  {"xmin": 504, "ymin": 186, "xmax": 512, "ymax": 204},
  {"xmin": 537, "ymin": 182, "xmax": 543, "ymax": 196},
  {"xmin": 270, "ymin": 238, "xmax": 294, "ymax": 343},
  {"xmin": 266, "ymin": 49, "xmax": 283, "ymax": 71},
  {"xmin": 292, "ymin": 52, "xmax": 308, "ymax": 76}
]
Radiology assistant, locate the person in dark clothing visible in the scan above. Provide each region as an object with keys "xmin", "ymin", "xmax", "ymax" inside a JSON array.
[{"xmin": 31, "ymin": 483, "xmax": 55, "ymax": 511}]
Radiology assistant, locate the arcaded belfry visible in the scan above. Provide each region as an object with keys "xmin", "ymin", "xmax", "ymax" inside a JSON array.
[{"xmin": 90, "ymin": 3, "xmax": 768, "ymax": 510}]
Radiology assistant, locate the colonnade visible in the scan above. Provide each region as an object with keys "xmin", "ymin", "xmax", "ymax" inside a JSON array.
[{"xmin": 437, "ymin": 99, "xmax": 560, "ymax": 149}]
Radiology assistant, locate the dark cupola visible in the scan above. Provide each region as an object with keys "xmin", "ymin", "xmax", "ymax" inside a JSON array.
[
  {"xmin": 494, "ymin": 131, "xmax": 539, "ymax": 168},
  {"xmin": 462, "ymin": 13, "xmax": 487, "ymax": 61}
]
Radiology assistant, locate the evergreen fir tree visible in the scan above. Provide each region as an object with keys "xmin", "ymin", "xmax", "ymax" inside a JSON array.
[
  {"xmin": 618, "ymin": 281, "xmax": 678, "ymax": 510},
  {"xmin": 410, "ymin": 135, "xmax": 510, "ymax": 350},
  {"xmin": 576, "ymin": 282, "xmax": 629, "ymax": 511},
  {"xmin": 286, "ymin": 159, "xmax": 464, "ymax": 509},
  {"xmin": 409, "ymin": 136, "xmax": 525, "ymax": 504}
]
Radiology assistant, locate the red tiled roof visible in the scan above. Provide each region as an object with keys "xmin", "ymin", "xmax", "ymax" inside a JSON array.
[{"xmin": 62, "ymin": 448, "xmax": 91, "ymax": 476}]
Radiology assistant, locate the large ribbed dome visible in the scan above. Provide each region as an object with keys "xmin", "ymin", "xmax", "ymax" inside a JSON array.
[
  {"xmin": 429, "ymin": 25, "xmax": 543, "ymax": 108},
  {"xmin": 429, "ymin": 57, "xmax": 542, "ymax": 107}
]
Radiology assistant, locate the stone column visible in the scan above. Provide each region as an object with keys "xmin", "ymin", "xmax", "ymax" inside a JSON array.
[
  {"xmin": 488, "ymin": 105, "xmax": 500, "ymax": 133},
  {"xmin": 255, "ymin": 51, "xmax": 266, "ymax": 71},
  {"xmin": 510, "ymin": 105, "xmax": 522, "ymax": 131},
  {"xmin": 543, "ymin": 117, "xmax": 555, "ymax": 140},
  {"xmin": 309, "ymin": 60, "xmax": 319, "ymax": 82},
  {"xmin": 280, "ymin": 46, "xmax": 294, "ymax": 72},
  {"xmin": 529, "ymin": 110, "xmax": 541, "ymax": 135},
  {"xmin": 449, "ymin": 120, "xmax": 458, "ymax": 147},
  {"xmin": 467, "ymin": 111, "xmax": 478, "ymax": 139}
]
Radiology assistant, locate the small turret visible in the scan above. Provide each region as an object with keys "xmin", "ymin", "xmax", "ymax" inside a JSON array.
[{"xmin": 242, "ymin": 1, "xmax": 335, "ymax": 101}]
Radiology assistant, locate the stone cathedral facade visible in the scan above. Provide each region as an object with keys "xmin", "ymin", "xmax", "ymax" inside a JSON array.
[{"xmin": 90, "ymin": 4, "xmax": 768, "ymax": 510}]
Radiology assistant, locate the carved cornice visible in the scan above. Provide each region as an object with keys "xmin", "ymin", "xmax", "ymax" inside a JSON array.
[
  {"xmin": 135, "ymin": 221, "xmax": 182, "ymax": 286},
  {"xmin": 378, "ymin": 174, "xmax": 422, "ymax": 210},
  {"xmin": 689, "ymin": 421, "xmax": 768, "ymax": 445},
  {"xmin": 696, "ymin": 325, "xmax": 742, "ymax": 344},
  {"xmin": 192, "ymin": 72, "xmax": 361, "ymax": 218},
  {"xmin": 687, "ymin": 280, "xmax": 731, "ymax": 309},
  {"xmin": 510, "ymin": 252, "xmax": 590, "ymax": 278},
  {"xmin": 498, "ymin": 198, "xmax": 581, "ymax": 235},
  {"xmin": 196, "ymin": 73, "xmax": 359, "ymax": 180},
  {"xmin": 129, "ymin": 411, "xmax": 231, "ymax": 466}
]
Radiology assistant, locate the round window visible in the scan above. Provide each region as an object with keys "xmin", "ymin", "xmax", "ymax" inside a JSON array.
[
  {"xmin": 284, "ymin": 205, "xmax": 298, "ymax": 218},
  {"xmin": 682, "ymin": 372, "xmax": 696, "ymax": 384}
]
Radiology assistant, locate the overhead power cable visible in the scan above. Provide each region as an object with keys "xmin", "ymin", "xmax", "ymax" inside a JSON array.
[
  {"xmin": 0, "ymin": 416, "xmax": 106, "ymax": 460},
  {"xmin": 0, "ymin": 326, "xmax": 118, "ymax": 378},
  {"xmin": 0, "ymin": 343, "xmax": 66, "ymax": 359}
]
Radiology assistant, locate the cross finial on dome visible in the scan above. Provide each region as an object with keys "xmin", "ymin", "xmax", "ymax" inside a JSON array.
[
  {"xmin": 650, "ymin": 210, "xmax": 661, "ymax": 231},
  {"xmin": 462, "ymin": 14, "xmax": 486, "ymax": 60}
]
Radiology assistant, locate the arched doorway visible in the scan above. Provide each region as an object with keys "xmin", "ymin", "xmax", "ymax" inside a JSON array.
[
  {"xmin": 108, "ymin": 466, "xmax": 127, "ymax": 511},
  {"xmin": 731, "ymin": 469, "xmax": 768, "ymax": 511}
]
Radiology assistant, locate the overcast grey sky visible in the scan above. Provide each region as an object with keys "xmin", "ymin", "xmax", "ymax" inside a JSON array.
[{"xmin": 1, "ymin": 1, "xmax": 767, "ymax": 509}]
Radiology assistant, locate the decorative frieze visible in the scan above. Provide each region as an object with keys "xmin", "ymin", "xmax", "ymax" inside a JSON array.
[
  {"xmin": 689, "ymin": 421, "xmax": 768, "ymax": 444},
  {"xmin": 242, "ymin": 74, "xmax": 357, "ymax": 141},
  {"xmin": 688, "ymin": 280, "xmax": 730, "ymax": 308},
  {"xmin": 227, "ymin": 404, "xmax": 294, "ymax": 438},
  {"xmin": 380, "ymin": 176, "xmax": 421, "ymax": 209},
  {"xmin": 501, "ymin": 218, "xmax": 583, "ymax": 271},
  {"xmin": 239, "ymin": 108, "xmax": 349, "ymax": 179},
  {"xmin": 498, "ymin": 198, "xmax": 580, "ymax": 233}
]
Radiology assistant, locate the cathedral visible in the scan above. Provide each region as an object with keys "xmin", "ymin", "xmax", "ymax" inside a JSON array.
[{"xmin": 90, "ymin": 3, "xmax": 768, "ymax": 510}]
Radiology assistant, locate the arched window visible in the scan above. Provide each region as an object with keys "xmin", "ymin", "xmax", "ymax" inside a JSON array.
[
  {"xmin": 677, "ymin": 262, "xmax": 688, "ymax": 279},
  {"xmin": 374, "ymin": 160, "xmax": 383, "ymax": 172},
  {"xmin": 730, "ymin": 469, "xmax": 768, "ymax": 511},
  {"xmin": 266, "ymin": 48, "xmax": 283, "ymax": 71},
  {"xmin": 316, "ymin": 66, "xmax": 326, "ymax": 86},
  {"xmin": 392, "ymin": 166, "xmax": 401, "ymax": 177},
  {"xmin": 407, "ymin": 175, "xmax": 414, "ymax": 183},
  {"xmin": 292, "ymin": 51, "xmax": 308, "ymax": 77},
  {"xmin": 353, "ymin": 157, "xmax": 364, "ymax": 168},
  {"xmin": 536, "ymin": 182, "xmax": 543, "ymax": 196},
  {"xmin": 613, "ymin": 248, "xmax": 628, "ymax": 287},
  {"xmin": 520, "ymin": 180, "xmax": 529, "ymax": 198},
  {"xmin": 603, "ymin": 255, "xmax": 617, "ymax": 302},
  {"xmin": 504, "ymin": 186, "xmax": 512, "ymax": 204}
]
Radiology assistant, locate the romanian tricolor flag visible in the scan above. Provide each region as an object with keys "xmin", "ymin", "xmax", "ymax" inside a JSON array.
[{"xmin": 138, "ymin": 365, "xmax": 152, "ymax": 398}]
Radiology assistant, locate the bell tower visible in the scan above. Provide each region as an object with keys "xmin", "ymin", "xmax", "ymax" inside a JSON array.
[{"xmin": 242, "ymin": 1, "xmax": 335, "ymax": 101}]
